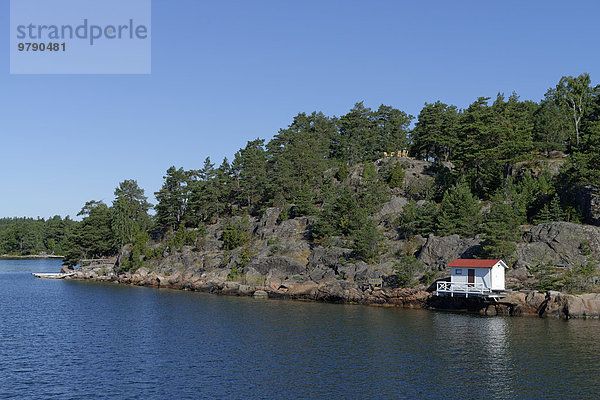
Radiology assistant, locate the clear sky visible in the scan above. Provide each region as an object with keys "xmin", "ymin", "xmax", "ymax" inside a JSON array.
[{"xmin": 1, "ymin": 0, "xmax": 600, "ymax": 219}]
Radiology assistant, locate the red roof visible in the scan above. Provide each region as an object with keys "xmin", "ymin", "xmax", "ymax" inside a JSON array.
[{"xmin": 448, "ymin": 259, "xmax": 501, "ymax": 268}]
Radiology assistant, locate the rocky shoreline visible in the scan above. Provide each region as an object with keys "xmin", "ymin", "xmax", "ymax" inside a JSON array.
[
  {"xmin": 66, "ymin": 261, "xmax": 600, "ymax": 319},
  {"xmin": 62, "ymin": 202, "xmax": 600, "ymax": 320}
]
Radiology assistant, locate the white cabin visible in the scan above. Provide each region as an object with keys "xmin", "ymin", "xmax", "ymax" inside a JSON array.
[{"xmin": 436, "ymin": 259, "xmax": 508, "ymax": 298}]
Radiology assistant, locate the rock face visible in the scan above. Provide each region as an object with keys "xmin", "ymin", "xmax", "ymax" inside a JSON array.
[
  {"xmin": 376, "ymin": 196, "xmax": 408, "ymax": 220},
  {"xmin": 502, "ymin": 291, "xmax": 600, "ymax": 319},
  {"xmin": 60, "ymin": 265, "xmax": 74, "ymax": 274},
  {"xmin": 515, "ymin": 222, "xmax": 600, "ymax": 269},
  {"xmin": 246, "ymin": 256, "xmax": 306, "ymax": 277},
  {"xmin": 576, "ymin": 185, "xmax": 600, "ymax": 226},
  {"xmin": 417, "ymin": 234, "xmax": 481, "ymax": 271}
]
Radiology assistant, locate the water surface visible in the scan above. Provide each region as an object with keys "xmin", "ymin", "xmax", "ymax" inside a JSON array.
[{"xmin": 1, "ymin": 259, "xmax": 599, "ymax": 399}]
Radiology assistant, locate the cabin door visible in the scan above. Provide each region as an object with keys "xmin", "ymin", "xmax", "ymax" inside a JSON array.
[{"xmin": 468, "ymin": 269, "xmax": 475, "ymax": 284}]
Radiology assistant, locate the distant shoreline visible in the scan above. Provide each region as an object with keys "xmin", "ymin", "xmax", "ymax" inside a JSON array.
[{"xmin": 0, "ymin": 254, "xmax": 64, "ymax": 260}]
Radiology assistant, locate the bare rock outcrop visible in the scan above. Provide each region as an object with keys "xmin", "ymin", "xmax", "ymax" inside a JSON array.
[
  {"xmin": 575, "ymin": 184, "xmax": 600, "ymax": 226},
  {"xmin": 515, "ymin": 222, "xmax": 600, "ymax": 269},
  {"xmin": 417, "ymin": 234, "xmax": 481, "ymax": 271}
]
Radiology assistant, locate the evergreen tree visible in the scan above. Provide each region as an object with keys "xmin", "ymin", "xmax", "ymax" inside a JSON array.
[
  {"xmin": 214, "ymin": 158, "xmax": 235, "ymax": 217},
  {"xmin": 352, "ymin": 217, "xmax": 382, "ymax": 262},
  {"xmin": 535, "ymin": 204, "xmax": 553, "ymax": 224},
  {"xmin": 64, "ymin": 201, "xmax": 117, "ymax": 265},
  {"xmin": 397, "ymin": 199, "xmax": 437, "ymax": 237},
  {"xmin": 312, "ymin": 185, "xmax": 367, "ymax": 238},
  {"xmin": 387, "ymin": 162, "xmax": 405, "ymax": 189},
  {"xmin": 155, "ymin": 167, "xmax": 193, "ymax": 231},
  {"xmin": 480, "ymin": 190, "xmax": 521, "ymax": 260},
  {"xmin": 335, "ymin": 164, "xmax": 349, "ymax": 181},
  {"xmin": 411, "ymin": 101, "xmax": 459, "ymax": 162},
  {"xmin": 189, "ymin": 157, "xmax": 221, "ymax": 224},
  {"xmin": 232, "ymin": 139, "xmax": 267, "ymax": 212},
  {"xmin": 561, "ymin": 121, "xmax": 600, "ymax": 186},
  {"xmin": 436, "ymin": 178, "xmax": 481, "ymax": 237},
  {"xmin": 358, "ymin": 162, "xmax": 390, "ymax": 214},
  {"xmin": 533, "ymin": 97, "xmax": 570, "ymax": 155},
  {"xmin": 549, "ymin": 194, "xmax": 563, "ymax": 221},
  {"xmin": 266, "ymin": 112, "xmax": 336, "ymax": 206},
  {"xmin": 332, "ymin": 102, "xmax": 412, "ymax": 164},
  {"xmin": 453, "ymin": 94, "xmax": 535, "ymax": 196},
  {"xmin": 112, "ymin": 179, "xmax": 152, "ymax": 246}
]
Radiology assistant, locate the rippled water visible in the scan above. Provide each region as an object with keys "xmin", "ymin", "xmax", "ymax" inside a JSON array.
[{"xmin": 1, "ymin": 259, "xmax": 600, "ymax": 399}]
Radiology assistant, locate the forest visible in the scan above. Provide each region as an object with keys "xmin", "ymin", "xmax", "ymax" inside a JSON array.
[{"xmin": 2, "ymin": 73, "xmax": 599, "ymax": 271}]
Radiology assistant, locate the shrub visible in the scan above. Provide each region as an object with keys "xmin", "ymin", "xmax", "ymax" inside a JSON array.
[
  {"xmin": 222, "ymin": 218, "xmax": 250, "ymax": 250},
  {"xmin": 389, "ymin": 256, "xmax": 423, "ymax": 288}
]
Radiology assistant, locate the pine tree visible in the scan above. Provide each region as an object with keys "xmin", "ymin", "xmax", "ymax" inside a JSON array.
[
  {"xmin": 436, "ymin": 178, "xmax": 481, "ymax": 237},
  {"xmin": 480, "ymin": 191, "xmax": 520, "ymax": 259},
  {"xmin": 397, "ymin": 199, "xmax": 437, "ymax": 237},
  {"xmin": 411, "ymin": 101, "xmax": 459, "ymax": 162},
  {"xmin": 549, "ymin": 194, "xmax": 564, "ymax": 221},
  {"xmin": 155, "ymin": 167, "xmax": 192, "ymax": 231},
  {"xmin": 112, "ymin": 179, "xmax": 152, "ymax": 246},
  {"xmin": 387, "ymin": 162, "xmax": 405, "ymax": 188},
  {"xmin": 232, "ymin": 139, "xmax": 268, "ymax": 212},
  {"xmin": 535, "ymin": 204, "xmax": 553, "ymax": 224},
  {"xmin": 335, "ymin": 164, "xmax": 349, "ymax": 181},
  {"xmin": 352, "ymin": 217, "xmax": 382, "ymax": 262}
]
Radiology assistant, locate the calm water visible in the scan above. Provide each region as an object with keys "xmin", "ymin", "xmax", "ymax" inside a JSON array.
[{"xmin": 1, "ymin": 259, "xmax": 600, "ymax": 399}]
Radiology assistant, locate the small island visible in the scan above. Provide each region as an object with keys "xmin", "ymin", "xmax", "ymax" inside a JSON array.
[{"xmin": 8, "ymin": 73, "xmax": 600, "ymax": 319}]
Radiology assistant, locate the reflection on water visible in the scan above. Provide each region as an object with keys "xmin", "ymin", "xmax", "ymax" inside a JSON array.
[{"xmin": 2, "ymin": 260, "xmax": 600, "ymax": 399}]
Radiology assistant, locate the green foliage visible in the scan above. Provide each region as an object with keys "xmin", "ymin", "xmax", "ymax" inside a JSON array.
[
  {"xmin": 436, "ymin": 178, "xmax": 481, "ymax": 237},
  {"xmin": 332, "ymin": 102, "xmax": 412, "ymax": 164},
  {"xmin": 479, "ymin": 190, "xmax": 521, "ymax": 260},
  {"xmin": 119, "ymin": 230, "xmax": 152, "ymax": 272},
  {"xmin": 312, "ymin": 185, "xmax": 367, "ymax": 239},
  {"xmin": 411, "ymin": 101, "xmax": 459, "ymax": 162},
  {"xmin": 362, "ymin": 162, "xmax": 377, "ymax": 181},
  {"xmin": 534, "ymin": 194, "xmax": 564, "ymax": 224},
  {"xmin": 266, "ymin": 112, "xmax": 337, "ymax": 207},
  {"xmin": 9, "ymin": 75, "xmax": 600, "ymax": 281},
  {"xmin": 357, "ymin": 163, "xmax": 390, "ymax": 214},
  {"xmin": 233, "ymin": 139, "xmax": 268, "ymax": 212},
  {"xmin": 63, "ymin": 201, "xmax": 117, "ymax": 266},
  {"xmin": 386, "ymin": 162, "xmax": 405, "ymax": 189},
  {"xmin": 389, "ymin": 256, "xmax": 423, "ymax": 288},
  {"xmin": 227, "ymin": 245, "xmax": 257, "ymax": 281},
  {"xmin": 559, "ymin": 120, "xmax": 600, "ymax": 186},
  {"xmin": 155, "ymin": 166, "xmax": 193, "ymax": 231},
  {"xmin": 453, "ymin": 94, "xmax": 536, "ymax": 197},
  {"xmin": 276, "ymin": 206, "xmax": 291, "ymax": 223},
  {"xmin": 352, "ymin": 218, "xmax": 383, "ymax": 262},
  {"xmin": 112, "ymin": 179, "xmax": 152, "ymax": 246},
  {"xmin": 533, "ymin": 97, "xmax": 569, "ymax": 155},
  {"xmin": 0, "ymin": 216, "xmax": 77, "ymax": 256},
  {"xmin": 546, "ymin": 72, "xmax": 598, "ymax": 147},
  {"xmin": 396, "ymin": 199, "xmax": 437, "ymax": 237},
  {"xmin": 189, "ymin": 157, "xmax": 223, "ymax": 225},
  {"xmin": 164, "ymin": 223, "xmax": 198, "ymax": 253},
  {"xmin": 222, "ymin": 217, "xmax": 251, "ymax": 250},
  {"xmin": 335, "ymin": 164, "xmax": 349, "ymax": 181}
]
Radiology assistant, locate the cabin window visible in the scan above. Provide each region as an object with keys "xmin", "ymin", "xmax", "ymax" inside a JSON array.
[{"xmin": 455, "ymin": 269, "xmax": 462, "ymax": 275}]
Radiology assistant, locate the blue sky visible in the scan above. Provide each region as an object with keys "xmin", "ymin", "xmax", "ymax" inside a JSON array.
[{"xmin": 1, "ymin": 0, "xmax": 600, "ymax": 218}]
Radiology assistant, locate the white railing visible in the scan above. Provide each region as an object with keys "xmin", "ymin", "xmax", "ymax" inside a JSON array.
[{"xmin": 437, "ymin": 281, "xmax": 492, "ymax": 296}]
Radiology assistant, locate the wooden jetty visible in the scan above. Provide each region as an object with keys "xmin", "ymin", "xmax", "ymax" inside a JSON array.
[{"xmin": 32, "ymin": 272, "xmax": 75, "ymax": 280}]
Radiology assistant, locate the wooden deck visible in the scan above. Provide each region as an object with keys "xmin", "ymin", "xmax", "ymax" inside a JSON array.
[{"xmin": 436, "ymin": 281, "xmax": 507, "ymax": 300}]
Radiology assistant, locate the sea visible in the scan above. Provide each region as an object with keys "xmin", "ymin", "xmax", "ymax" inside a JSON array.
[{"xmin": 1, "ymin": 259, "xmax": 599, "ymax": 399}]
